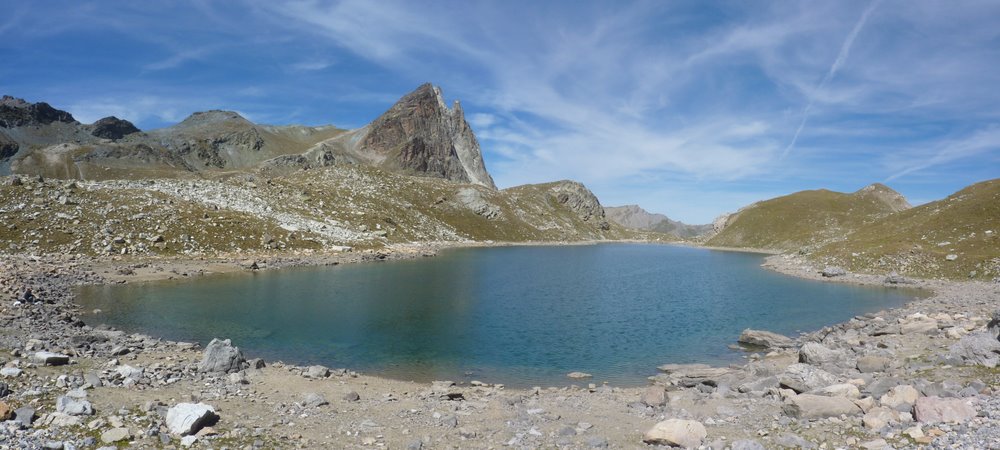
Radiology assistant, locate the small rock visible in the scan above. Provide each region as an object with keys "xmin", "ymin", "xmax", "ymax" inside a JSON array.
[
  {"xmin": 100, "ymin": 427, "xmax": 130, "ymax": 444},
  {"xmin": 56, "ymin": 396, "xmax": 94, "ymax": 416},
  {"xmin": 641, "ymin": 386, "xmax": 666, "ymax": 407},
  {"xmin": 302, "ymin": 392, "xmax": 328, "ymax": 408},
  {"xmin": 343, "ymin": 391, "xmax": 361, "ymax": 402}
]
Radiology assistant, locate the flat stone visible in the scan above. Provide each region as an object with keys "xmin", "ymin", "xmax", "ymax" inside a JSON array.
[
  {"xmin": 807, "ymin": 383, "xmax": 861, "ymax": 399},
  {"xmin": 783, "ymin": 394, "xmax": 861, "ymax": 419},
  {"xmin": 737, "ymin": 329, "xmax": 795, "ymax": 349},
  {"xmin": 100, "ymin": 427, "xmax": 130, "ymax": 444},
  {"xmin": 32, "ymin": 351, "xmax": 70, "ymax": 366},
  {"xmin": 642, "ymin": 419, "xmax": 706, "ymax": 448},
  {"xmin": 914, "ymin": 396, "xmax": 977, "ymax": 424},
  {"xmin": 0, "ymin": 367, "xmax": 23, "ymax": 377}
]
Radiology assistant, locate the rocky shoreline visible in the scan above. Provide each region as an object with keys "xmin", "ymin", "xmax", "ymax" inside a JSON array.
[{"xmin": 1, "ymin": 244, "xmax": 998, "ymax": 449}]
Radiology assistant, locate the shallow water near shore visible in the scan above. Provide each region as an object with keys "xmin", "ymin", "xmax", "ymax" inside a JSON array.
[{"xmin": 77, "ymin": 244, "xmax": 921, "ymax": 386}]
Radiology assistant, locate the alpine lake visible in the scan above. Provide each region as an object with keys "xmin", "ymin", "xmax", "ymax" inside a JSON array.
[{"xmin": 76, "ymin": 244, "xmax": 921, "ymax": 387}]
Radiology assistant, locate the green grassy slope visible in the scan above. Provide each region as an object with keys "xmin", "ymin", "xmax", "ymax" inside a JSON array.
[
  {"xmin": 705, "ymin": 184, "xmax": 909, "ymax": 251},
  {"xmin": 810, "ymin": 178, "xmax": 1000, "ymax": 280}
]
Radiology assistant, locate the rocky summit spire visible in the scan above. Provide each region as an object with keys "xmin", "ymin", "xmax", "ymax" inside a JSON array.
[{"xmin": 359, "ymin": 83, "xmax": 497, "ymax": 189}]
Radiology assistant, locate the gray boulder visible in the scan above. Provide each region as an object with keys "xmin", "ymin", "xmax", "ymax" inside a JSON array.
[
  {"xmin": 798, "ymin": 342, "xmax": 847, "ymax": 366},
  {"xmin": 947, "ymin": 331, "xmax": 1000, "ymax": 367},
  {"xmin": 730, "ymin": 440, "xmax": 766, "ymax": 450},
  {"xmin": 821, "ymin": 266, "xmax": 847, "ymax": 277},
  {"xmin": 32, "ymin": 352, "xmax": 70, "ymax": 366},
  {"xmin": 883, "ymin": 272, "xmax": 913, "ymax": 284},
  {"xmin": 165, "ymin": 403, "xmax": 217, "ymax": 436},
  {"xmin": 198, "ymin": 339, "xmax": 246, "ymax": 374},
  {"xmin": 13, "ymin": 406, "xmax": 35, "ymax": 428},
  {"xmin": 783, "ymin": 394, "xmax": 861, "ymax": 419},
  {"xmin": 302, "ymin": 392, "xmax": 328, "ymax": 408},
  {"xmin": 738, "ymin": 329, "xmax": 795, "ymax": 349},
  {"xmin": 56, "ymin": 396, "xmax": 93, "ymax": 416},
  {"xmin": 856, "ymin": 356, "xmax": 891, "ymax": 373},
  {"xmin": 779, "ymin": 363, "xmax": 838, "ymax": 394}
]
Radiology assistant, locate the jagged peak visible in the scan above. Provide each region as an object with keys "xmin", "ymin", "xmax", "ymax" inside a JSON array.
[{"xmin": 0, "ymin": 95, "xmax": 77, "ymax": 127}]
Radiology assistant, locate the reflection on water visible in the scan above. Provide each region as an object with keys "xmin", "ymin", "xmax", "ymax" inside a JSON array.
[{"xmin": 77, "ymin": 244, "xmax": 920, "ymax": 386}]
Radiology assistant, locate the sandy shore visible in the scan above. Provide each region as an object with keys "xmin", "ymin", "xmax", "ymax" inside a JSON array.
[{"xmin": 1, "ymin": 242, "xmax": 998, "ymax": 449}]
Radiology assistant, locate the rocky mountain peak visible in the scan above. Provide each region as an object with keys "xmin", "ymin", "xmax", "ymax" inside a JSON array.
[
  {"xmin": 0, "ymin": 95, "xmax": 77, "ymax": 128},
  {"xmin": 91, "ymin": 116, "xmax": 141, "ymax": 140},
  {"xmin": 359, "ymin": 84, "xmax": 497, "ymax": 189},
  {"xmin": 175, "ymin": 110, "xmax": 252, "ymax": 129},
  {"xmin": 854, "ymin": 183, "xmax": 911, "ymax": 212}
]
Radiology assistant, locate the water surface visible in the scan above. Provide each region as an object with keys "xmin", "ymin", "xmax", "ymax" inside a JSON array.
[{"xmin": 77, "ymin": 244, "xmax": 918, "ymax": 386}]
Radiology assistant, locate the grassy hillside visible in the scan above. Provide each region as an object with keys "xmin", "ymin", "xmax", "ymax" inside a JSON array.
[
  {"xmin": 0, "ymin": 166, "xmax": 642, "ymax": 257},
  {"xmin": 810, "ymin": 178, "xmax": 1000, "ymax": 280},
  {"xmin": 705, "ymin": 184, "xmax": 909, "ymax": 252}
]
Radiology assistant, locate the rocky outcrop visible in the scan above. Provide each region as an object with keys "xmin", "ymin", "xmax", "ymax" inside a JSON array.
[
  {"xmin": 359, "ymin": 83, "xmax": 496, "ymax": 189},
  {"xmin": 737, "ymin": 329, "xmax": 795, "ymax": 349},
  {"xmin": 0, "ymin": 130, "xmax": 17, "ymax": 159},
  {"xmin": 548, "ymin": 181, "xmax": 609, "ymax": 228},
  {"xmin": 0, "ymin": 95, "xmax": 76, "ymax": 128},
  {"xmin": 90, "ymin": 116, "xmax": 140, "ymax": 140}
]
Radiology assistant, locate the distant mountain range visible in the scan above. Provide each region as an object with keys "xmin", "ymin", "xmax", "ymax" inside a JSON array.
[
  {"xmin": 604, "ymin": 205, "xmax": 713, "ymax": 239},
  {"xmin": 0, "ymin": 84, "xmax": 494, "ymax": 188}
]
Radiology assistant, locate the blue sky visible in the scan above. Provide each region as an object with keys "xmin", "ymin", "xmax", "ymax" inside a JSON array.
[{"xmin": 2, "ymin": 1, "xmax": 998, "ymax": 223}]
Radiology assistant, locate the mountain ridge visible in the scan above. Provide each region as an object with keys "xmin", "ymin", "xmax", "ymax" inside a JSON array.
[{"xmin": 604, "ymin": 204, "xmax": 712, "ymax": 239}]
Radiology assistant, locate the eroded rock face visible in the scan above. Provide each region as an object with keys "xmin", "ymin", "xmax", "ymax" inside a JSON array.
[
  {"xmin": 0, "ymin": 130, "xmax": 18, "ymax": 159},
  {"xmin": 549, "ymin": 181, "xmax": 609, "ymax": 227},
  {"xmin": 0, "ymin": 95, "xmax": 76, "ymax": 128},
  {"xmin": 360, "ymin": 83, "xmax": 496, "ymax": 189},
  {"xmin": 91, "ymin": 116, "xmax": 140, "ymax": 140}
]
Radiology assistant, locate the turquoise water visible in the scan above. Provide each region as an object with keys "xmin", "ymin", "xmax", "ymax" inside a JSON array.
[{"xmin": 76, "ymin": 244, "xmax": 918, "ymax": 386}]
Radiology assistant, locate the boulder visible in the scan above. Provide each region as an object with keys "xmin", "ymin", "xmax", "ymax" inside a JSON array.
[
  {"xmin": 304, "ymin": 365, "xmax": 329, "ymax": 378},
  {"xmin": 914, "ymin": 396, "xmax": 977, "ymax": 424},
  {"xmin": 198, "ymin": 339, "xmax": 246, "ymax": 374},
  {"xmin": 13, "ymin": 406, "xmax": 35, "ymax": 427},
  {"xmin": 947, "ymin": 331, "xmax": 1000, "ymax": 367},
  {"xmin": 737, "ymin": 329, "xmax": 795, "ymax": 349},
  {"xmin": 863, "ymin": 407, "xmax": 899, "ymax": 431},
  {"xmin": 856, "ymin": 356, "xmax": 891, "ymax": 373},
  {"xmin": 642, "ymin": 419, "xmax": 707, "ymax": 448},
  {"xmin": 821, "ymin": 266, "xmax": 846, "ymax": 277},
  {"xmin": 883, "ymin": 272, "xmax": 913, "ymax": 284},
  {"xmin": 116, "ymin": 365, "xmax": 144, "ymax": 381},
  {"xmin": 778, "ymin": 363, "xmax": 838, "ymax": 394},
  {"xmin": 880, "ymin": 385, "xmax": 920, "ymax": 412},
  {"xmin": 640, "ymin": 386, "xmax": 666, "ymax": 407},
  {"xmin": 56, "ymin": 396, "xmax": 93, "ymax": 416},
  {"xmin": 302, "ymin": 392, "xmax": 328, "ymax": 408},
  {"xmin": 32, "ymin": 351, "xmax": 70, "ymax": 366},
  {"xmin": 807, "ymin": 383, "xmax": 861, "ymax": 399},
  {"xmin": 798, "ymin": 342, "xmax": 846, "ymax": 366},
  {"xmin": 166, "ymin": 403, "xmax": 218, "ymax": 436},
  {"xmin": 783, "ymin": 394, "xmax": 861, "ymax": 419}
]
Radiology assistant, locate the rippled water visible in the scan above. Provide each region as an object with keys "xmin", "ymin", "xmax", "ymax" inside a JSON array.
[{"xmin": 77, "ymin": 244, "xmax": 919, "ymax": 386}]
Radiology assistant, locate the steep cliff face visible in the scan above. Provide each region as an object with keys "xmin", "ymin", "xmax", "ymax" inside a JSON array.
[{"xmin": 358, "ymin": 84, "xmax": 496, "ymax": 189}]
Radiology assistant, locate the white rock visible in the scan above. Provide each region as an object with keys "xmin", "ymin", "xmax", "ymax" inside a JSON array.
[
  {"xmin": 642, "ymin": 419, "xmax": 707, "ymax": 448},
  {"xmin": 166, "ymin": 403, "xmax": 218, "ymax": 436}
]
